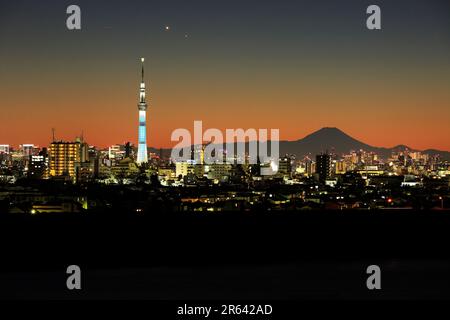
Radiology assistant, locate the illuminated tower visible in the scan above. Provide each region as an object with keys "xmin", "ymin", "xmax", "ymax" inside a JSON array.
[{"xmin": 137, "ymin": 57, "xmax": 149, "ymax": 164}]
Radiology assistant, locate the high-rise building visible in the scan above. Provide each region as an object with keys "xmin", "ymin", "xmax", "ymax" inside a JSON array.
[
  {"xmin": 136, "ymin": 57, "xmax": 149, "ymax": 164},
  {"xmin": 76, "ymin": 161, "xmax": 95, "ymax": 184},
  {"xmin": 335, "ymin": 159, "xmax": 347, "ymax": 175},
  {"xmin": 316, "ymin": 153, "xmax": 332, "ymax": 183},
  {"xmin": 278, "ymin": 157, "xmax": 292, "ymax": 176},
  {"xmin": 108, "ymin": 145, "xmax": 123, "ymax": 160},
  {"xmin": 49, "ymin": 141, "xmax": 81, "ymax": 180},
  {"xmin": 0, "ymin": 145, "xmax": 10, "ymax": 164},
  {"xmin": 28, "ymin": 150, "xmax": 48, "ymax": 179},
  {"xmin": 76, "ymin": 137, "xmax": 89, "ymax": 163},
  {"xmin": 0, "ymin": 145, "xmax": 10, "ymax": 154},
  {"xmin": 176, "ymin": 160, "xmax": 203, "ymax": 179},
  {"xmin": 205, "ymin": 163, "xmax": 232, "ymax": 182},
  {"xmin": 20, "ymin": 144, "xmax": 36, "ymax": 157},
  {"xmin": 125, "ymin": 142, "xmax": 133, "ymax": 158},
  {"xmin": 304, "ymin": 158, "xmax": 315, "ymax": 177}
]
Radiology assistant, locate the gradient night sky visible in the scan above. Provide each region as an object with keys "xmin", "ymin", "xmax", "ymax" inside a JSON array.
[{"xmin": 1, "ymin": 0, "xmax": 449, "ymax": 150}]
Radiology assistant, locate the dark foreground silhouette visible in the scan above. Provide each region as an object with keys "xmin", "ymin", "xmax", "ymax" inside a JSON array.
[{"xmin": 1, "ymin": 209, "xmax": 450, "ymax": 299}]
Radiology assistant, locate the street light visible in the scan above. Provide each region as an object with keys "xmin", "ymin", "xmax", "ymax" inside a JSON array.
[{"xmin": 439, "ymin": 196, "xmax": 443, "ymax": 209}]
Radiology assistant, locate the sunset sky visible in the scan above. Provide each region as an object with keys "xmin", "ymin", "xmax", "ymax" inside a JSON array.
[{"xmin": 1, "ymin": 0, "xmax": 450, "ymax": 150}]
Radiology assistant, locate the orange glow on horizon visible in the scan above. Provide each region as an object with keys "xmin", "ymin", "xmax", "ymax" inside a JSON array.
[{"xmin": 1, "ymin": 65, "xmax": 450, "ymax": 152}]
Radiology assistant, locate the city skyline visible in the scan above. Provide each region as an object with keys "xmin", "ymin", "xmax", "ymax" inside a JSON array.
[
  {"xmin": 2, "ymin": 1, "xmax": 450, "ymax": 304},
  {"xmin": 1, "ymin": 0, "xmax": 450, "ymax": 150},
  {"xmin": 2, "ymin": 125, "xmax": 450, "ymax": 156}
]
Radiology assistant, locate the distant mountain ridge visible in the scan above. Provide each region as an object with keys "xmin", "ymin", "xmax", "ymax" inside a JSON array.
[
  {"xmin": 150, "ymin": 127, "xmax": 450, "ymax": 161},
  {"xmin": 279, "ymin": 127, "xmax": 450, "ymax": 160}
]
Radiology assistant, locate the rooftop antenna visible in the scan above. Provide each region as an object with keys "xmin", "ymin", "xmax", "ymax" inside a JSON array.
[
  {"xmin": 141, "ymin": 57, "xmax": 145, "ymax": 83},
  {"xmin": 52, "ymin": 128, "xmax": 56, "ymax": 142}
]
